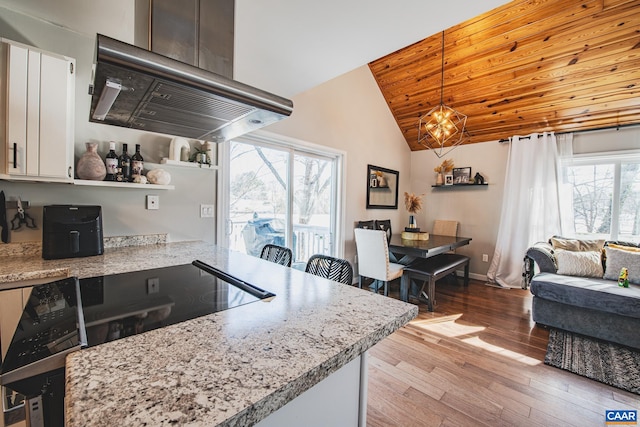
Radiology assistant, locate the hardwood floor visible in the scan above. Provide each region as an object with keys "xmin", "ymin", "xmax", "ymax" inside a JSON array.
[{"xmin": 367, "ymin": 278, "xmax": 640, "ymax": 426}]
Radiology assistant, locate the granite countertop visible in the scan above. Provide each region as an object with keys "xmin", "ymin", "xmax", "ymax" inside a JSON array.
[
  {"xmin": 1, "ymin": 240, "xmax": 417, "ymax": 426},
  {"xmin": 0, "ymin": 235, "xmax": 205, "ymax": 286}
]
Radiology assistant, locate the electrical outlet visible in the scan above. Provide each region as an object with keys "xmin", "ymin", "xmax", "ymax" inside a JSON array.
[
  {"xmin": 146, "ymin": 195, "xmax": 159, "ymax": 210},
  {"xmin": 482, "ymin": 254, "xmax": 489, "ymax": 262},
  {"xmin": 147, "ymin": 277, "xmax": 160, "ymax": 294},
  {"xmin": 200, "ymin": 204, "xmax": 214, "ymax": 218}
]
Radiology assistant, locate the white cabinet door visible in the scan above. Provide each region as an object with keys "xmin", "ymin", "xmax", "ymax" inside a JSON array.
[
  {"xmin": 6, "ymin": 44, "xmax": 28, "ymax": 175},
  {"xmin": 39, "ymin": 52, "xmax": 74, "ymax": 179},
  {"xmin": 3, "ymin": 40, "xmax": 74, "ymax": 181}
]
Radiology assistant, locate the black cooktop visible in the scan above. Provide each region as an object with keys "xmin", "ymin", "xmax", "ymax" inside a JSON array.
[{"xmin": 1, "ymin": 261, "xmax": 274, "ymax": 383}]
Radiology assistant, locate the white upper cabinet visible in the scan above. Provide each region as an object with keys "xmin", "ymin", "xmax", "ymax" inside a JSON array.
[{"xmin": 1, "ymin": 39, "xmax": 75, "ymax": 182}]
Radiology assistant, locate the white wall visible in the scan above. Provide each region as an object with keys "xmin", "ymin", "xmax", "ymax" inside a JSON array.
[
  {"xmin": 572, "ymin": 125, "xmax": 640, "ymax": 154},
  {"xmin": 266, "ymin": 66, "xmax": 412, "ymax": 266},
  {"xmin": 410, "ymin": 141, "xmax": 510, "ymax": 278}
]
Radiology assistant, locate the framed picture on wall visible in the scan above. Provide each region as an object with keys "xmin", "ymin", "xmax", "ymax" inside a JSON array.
[
  {"xmin": 453, "ymin": 167, "xmax": 472, "ymax": 184},
  {"xmin": 366, "ymin": 165, "xmax": 399, "ymax": 209}
]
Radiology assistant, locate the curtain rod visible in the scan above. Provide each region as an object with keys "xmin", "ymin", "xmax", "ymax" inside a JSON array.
[
  {"xmin": 498, "ymin": 134, "xmax": 543, "ymax": 144},
  {"xmin": 497, "ymin": 123, "xmax": 640, "ymax": 143}
]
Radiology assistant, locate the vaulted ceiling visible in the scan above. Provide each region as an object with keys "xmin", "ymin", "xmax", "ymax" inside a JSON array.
[{"xmin": 369, "ymin": 0, "xmax": 640, "ymax": 151}]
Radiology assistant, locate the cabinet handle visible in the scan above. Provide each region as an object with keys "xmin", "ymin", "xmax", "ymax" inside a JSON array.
[
  {"xmin": 68, "ymin": 166, "xmax": 73, "ymax": 178},
  {"xmin": 13, "ymin": 143, "xmax": 17, "ymax": 168}
]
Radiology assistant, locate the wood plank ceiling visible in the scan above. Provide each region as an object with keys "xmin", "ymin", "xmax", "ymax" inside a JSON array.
[{"xmin": 369, "ymin": 0, "xmax": 640, "ymax": 151}]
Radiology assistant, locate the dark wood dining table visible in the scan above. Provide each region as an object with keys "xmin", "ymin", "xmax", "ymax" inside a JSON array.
[{"xmin": 388, "ymin": 234, "xmax": 472, "ymax": 259}]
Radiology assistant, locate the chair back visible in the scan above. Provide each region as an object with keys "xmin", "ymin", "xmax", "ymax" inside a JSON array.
[
  {"xmin": 374, "ymin": 219, "xmax": 392, "ymax": 243},
  {"xmin": 433, "ymin": 220, "xmax": 458, "ymax": 237},
  {"xmin": 305, "ymin": 254, "xmax": 353, "ymax": 285},
  {"xmin": 356, "ymin": 220, "xmax": 375, "ymax": 229},
  {"xmin": 354, "ymin": 228, "xmax": 391, "ymax": 281},
  {"xmin": 260, "ymin": 244, "xmax": 293, "ymax": 267}
]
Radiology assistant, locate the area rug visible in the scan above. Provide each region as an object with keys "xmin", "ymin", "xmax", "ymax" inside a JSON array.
[{"xmin": 545, "ymin": 328, "xmax": 640, "ymax": 395}]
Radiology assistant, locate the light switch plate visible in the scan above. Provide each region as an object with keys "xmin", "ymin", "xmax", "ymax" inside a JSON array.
[{"xmin": 200, "ymin": 204, "xmax": 214, "ymax": 218}]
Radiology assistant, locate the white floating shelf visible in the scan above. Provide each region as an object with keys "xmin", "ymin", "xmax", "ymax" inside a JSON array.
[
  {"xmin": 73, "ymin": 179, "xmax": 174, "ymax": 190},
  {"xmin": 160, "ymin": 158, "xmax": 217, "ymax": 169}
]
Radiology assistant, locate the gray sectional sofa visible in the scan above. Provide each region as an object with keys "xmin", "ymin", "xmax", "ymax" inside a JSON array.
[{"xmin": 526, "ymin": 239, "xmax": 640, "ymax": 350}]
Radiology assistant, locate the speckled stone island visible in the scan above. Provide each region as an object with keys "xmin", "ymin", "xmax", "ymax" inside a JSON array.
[{"xmin": 0, "ymin": 239, "xmax": 417, "ymax": 426}]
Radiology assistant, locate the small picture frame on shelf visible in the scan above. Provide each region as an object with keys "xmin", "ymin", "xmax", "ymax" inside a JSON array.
[
  {"xmin": 444, "ymin": 174, "xmax": 454, "ymax": 186},
  {"xmin": 453, "ymin": 167, "xmax": 472, "ymax": 184}
]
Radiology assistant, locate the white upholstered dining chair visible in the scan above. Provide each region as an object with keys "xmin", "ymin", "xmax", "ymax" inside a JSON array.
[{"xmin": 354, "ymin": 228, "xmax": 404, "ymax": 296}]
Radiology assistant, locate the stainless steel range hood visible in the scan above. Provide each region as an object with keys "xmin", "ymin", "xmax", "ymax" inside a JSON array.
[{"xmin": 88, "ymin": 34, "xmax": 293, "ymax": 142}]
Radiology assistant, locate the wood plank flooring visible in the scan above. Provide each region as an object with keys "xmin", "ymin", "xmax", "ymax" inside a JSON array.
[{"xmin": 367, "ymin": 279, "xmax": 640, "ymax": 426}]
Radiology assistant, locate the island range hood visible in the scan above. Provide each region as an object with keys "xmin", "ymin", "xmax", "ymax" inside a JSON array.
[{"xmin": 88, "ymin": 34, "xmax": 293, "ymax": 142}]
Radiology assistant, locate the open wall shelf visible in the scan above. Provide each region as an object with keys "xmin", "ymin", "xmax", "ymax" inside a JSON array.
[{"xmin": 432, "ymin": 183, "xmax": 488, "ymax": 188}]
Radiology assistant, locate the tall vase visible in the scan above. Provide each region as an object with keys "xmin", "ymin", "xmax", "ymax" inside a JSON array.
[
  {"xmin": 76, "ymin": 142, "xmax": 107, "ymax": 181},
  {"xmin": 408, "ymin": 215, "xmax": 417, "ymax": 229},
  {"xmin": 436, "ymin": 172, "xmax": 444, "ymax": 186}
]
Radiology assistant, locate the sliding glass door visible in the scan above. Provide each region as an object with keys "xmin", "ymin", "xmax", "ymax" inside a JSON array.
[
  {"xmin": 292, "ymin": 152, "xmax": 335, "ymax": 261},
  {"xmin": 220, "ymin": 137, "xmax": 341, "ymax": 268}
]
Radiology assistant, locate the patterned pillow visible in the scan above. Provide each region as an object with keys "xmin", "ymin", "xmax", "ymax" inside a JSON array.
[
  {"xmin": 603, "ymin": 247, "xmax": 640, "ymax": 284},
  {"xmin": 551, "ymin": 236, "xmax": 605, "ymax": 252},
  {"xmin": 555, "ymin": 249, "xmax": 604, "ymax": 278}
]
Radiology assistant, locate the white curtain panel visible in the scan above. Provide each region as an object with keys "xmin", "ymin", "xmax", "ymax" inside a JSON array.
[
  {"xmin": 557, "ymin": 133, "xmax": 575, "ymax": 234},
  {"xmin": 487, "ymin": 132, "xmax": 562, "ymax": 288}
]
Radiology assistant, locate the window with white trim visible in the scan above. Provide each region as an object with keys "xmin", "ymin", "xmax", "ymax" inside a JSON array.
[{"xmin": 561, "ymin": 152, "xmax": 640, "ymax": 243}]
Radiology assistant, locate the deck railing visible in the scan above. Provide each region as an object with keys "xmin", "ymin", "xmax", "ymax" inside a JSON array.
[{"xmin": 229, "ymin": 219, "xmax": 330, "ymax": 262}]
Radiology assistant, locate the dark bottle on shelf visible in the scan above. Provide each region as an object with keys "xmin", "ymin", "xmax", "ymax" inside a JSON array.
[
  {"xmin": 118, "ymin": 143, "xmax": 131, "ymax": 182},
  {"xmin": 104, "ymin": 141, "xmax": 118, "ymax": 181},
  {"xmin": 131, "ymin": 144, "xmax": 144, "ymax": 179}
]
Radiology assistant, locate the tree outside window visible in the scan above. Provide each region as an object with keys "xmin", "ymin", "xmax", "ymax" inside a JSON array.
[{"xmin": 564, "ymin": 158, "xmax": 640, "ymax": 243}]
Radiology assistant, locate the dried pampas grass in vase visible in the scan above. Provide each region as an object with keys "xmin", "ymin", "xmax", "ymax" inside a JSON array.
[{"xmin": 404, "ymin": 192, "xmax": 424, "ymax": 231}]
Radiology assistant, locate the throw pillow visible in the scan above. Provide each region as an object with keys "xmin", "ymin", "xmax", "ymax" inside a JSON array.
[
  {"xmin": 607, "ymin": 243, "xmax": 640, "ymax": 253},
  {"xmin": 550, "ymin": 236, "xmax": 605, "ymax": 252},
  {"xmin": 603, "ymin": 247, "xmax": 640, "ymax": 284},
  {"xmin": 555, "ymin": 249, "xmax": 604, "ymax": 278}
]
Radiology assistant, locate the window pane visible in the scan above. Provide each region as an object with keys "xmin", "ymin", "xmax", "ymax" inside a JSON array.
[
  {"xmin": 618, "ymin": 162, "xmax": 640, "ymax": 243},
  {"xmin": 566, "ymin": 164, "xmax": 614, "ymax": 238},
  {"xmin": 292, "ymin": 154, "xmax": 332, "ymax": 263},
  {"xmin": 228, "ymin": 141, "xmax": 288, "ymax": 256}
]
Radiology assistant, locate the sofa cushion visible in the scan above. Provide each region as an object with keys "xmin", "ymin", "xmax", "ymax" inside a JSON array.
[
  {"xmin": 607, "ymin": 243, "xmax": 640, "ymax": 253},
  {"xmin": 603, "ymin": 246, "xmax": 640, "ymax": 285},
  {"xmin": 530, "ymin": 272, "xmax": 640, "ymax": 319},
  {"xmin": 550, "ymin": 236, "xmax": 605, "ymax": 252},
  {"xmin": 555, "ymin": 249, "xmax": 603, "ymax": 278}
]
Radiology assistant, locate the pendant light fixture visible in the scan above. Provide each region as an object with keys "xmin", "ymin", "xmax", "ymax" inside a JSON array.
[{"xmin": 418, "ymin": 31, "xmax": 467, "ymax": 158}]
